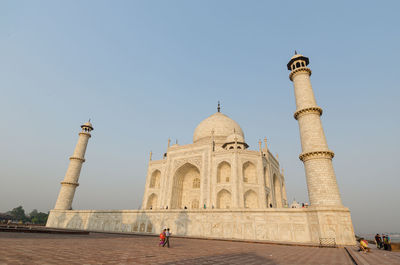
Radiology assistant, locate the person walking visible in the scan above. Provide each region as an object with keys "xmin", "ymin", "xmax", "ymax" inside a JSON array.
[
  {"xmin": 159, "ymin": 229, "xmax": 166, "ymax": 247},
  {"xmin": 163, "ymin": 228, "xmax": 171, "ymax": 248}
]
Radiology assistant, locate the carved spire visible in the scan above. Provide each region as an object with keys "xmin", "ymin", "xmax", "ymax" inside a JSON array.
[
  {"xmin": 167, "ymin": 138, "xmax": 171, "ymax": 148},
  {"xmin": 258, "ymin": 139, "xmax": 262, "ymax": 152},
  {"xmin": 264, "ymin": 137, "xmax": 268, "ymax": 152},
  {"xmin": 149, "ymin": 151, "xmax": 152, "ymax": 161}
]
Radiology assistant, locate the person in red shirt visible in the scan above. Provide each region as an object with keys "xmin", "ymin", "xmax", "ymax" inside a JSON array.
[{"xmin": 159, "ymin": 229, "xmax": 166, "ymax": 246}]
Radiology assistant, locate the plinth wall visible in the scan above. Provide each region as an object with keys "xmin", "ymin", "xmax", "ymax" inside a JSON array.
[{"xmin": 47, "ymin": 208, "xmax": 356, "ymax": 246}]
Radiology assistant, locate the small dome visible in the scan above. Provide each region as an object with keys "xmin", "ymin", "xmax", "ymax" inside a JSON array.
[
  {"xmin": 225, "ymin": 133, "xmax": 244, "ymax": 143},
  {"xmin": 290, "ymin": 53, "xmax": 303, "ymax": 60},
  {"xmin": 81, "ymin": 121, "xmax": 93, "ymax": 130},
  {"xmin": 193, "ymin": 112, "xmax": 244, "ymax": 143}
]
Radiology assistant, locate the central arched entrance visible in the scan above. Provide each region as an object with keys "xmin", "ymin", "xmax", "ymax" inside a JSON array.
[{"xmin": 171, "ymin": 163, "xmax": 200, "ymax": 209}]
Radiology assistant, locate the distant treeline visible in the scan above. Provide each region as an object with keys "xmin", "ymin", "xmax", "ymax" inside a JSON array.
[{"xmin": 0, "ymin": 206, "xmax": 48, "ymax": 225}]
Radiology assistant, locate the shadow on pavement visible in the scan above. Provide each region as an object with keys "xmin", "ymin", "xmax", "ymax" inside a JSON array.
[{"xmin": 161, "ymin": 252, "xmax": 276, "ymax": 265}]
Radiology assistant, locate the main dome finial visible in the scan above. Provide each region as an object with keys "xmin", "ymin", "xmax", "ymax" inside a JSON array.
[{"xmin": 217, "ymin": 101, "xmax": 221, "ymax": 112}]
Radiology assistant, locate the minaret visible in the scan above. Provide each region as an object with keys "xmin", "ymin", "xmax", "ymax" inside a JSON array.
[
  {"xmin": 287, "ymin": 53, "xmax": 342, "ymax": 207},
  {"xmin": 54, "ymin": 121, "xmax": 93, "ymax": 210}
]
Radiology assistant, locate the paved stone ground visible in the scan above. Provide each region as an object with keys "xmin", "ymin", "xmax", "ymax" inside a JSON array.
[
  {"xmin": 0, "ymin": 232, "xmax": 358, "ymax": 265},
  {"xmin": 346, "ymin": 243, "xmax": 400, "ymax": 265}
]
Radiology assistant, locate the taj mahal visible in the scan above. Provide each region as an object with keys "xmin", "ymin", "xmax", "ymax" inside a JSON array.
[
  {"xmin": 46, "ymin": 53, "xmax": 356, "ymax": 246},
  {"xmin": 142, "ymin": 104, "xmax": 287, "ymax": 212}
]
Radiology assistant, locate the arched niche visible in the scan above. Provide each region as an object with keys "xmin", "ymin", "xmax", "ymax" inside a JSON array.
[
  {"xmin": 244, "ymin": 189, "xmax": 259, "ymax": 208},
  {"xmin": 243, "ymin": 161, "xmax": 257, "ymax": 184},
  {"xmin": 273, "ymin": 174, "xmax": 282, "ymax": 208},
  {"xmin": 146, "ymin": 193, "xmax": 158, "ymax": 209},
  {"xmin": 264, "ymin": 166, "xmax": 270, "ymax": 187},
  {"xmin": 217, "ymin": 161, "xmax": 231, "ymax": 183},
  {"xmin": 171, "ymin": 163, "xmax": 200, "ymax": 209},
  {"xmin": 216, "ymin": 189, "xmax": 231, "ymax": 209},
  {"xmin": 149, "ymin": 170, "xmax": 161, "ymax": 188}
]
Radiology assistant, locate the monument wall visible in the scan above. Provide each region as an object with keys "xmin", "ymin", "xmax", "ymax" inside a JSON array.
[{"xmin": 47, "ymin": 208, "xmax": 356, "ymax": 245}]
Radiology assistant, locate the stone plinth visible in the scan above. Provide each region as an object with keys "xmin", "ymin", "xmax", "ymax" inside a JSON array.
[{"xmin": 46, "ymin": 208, "xmax": 356, "ymax": 246}]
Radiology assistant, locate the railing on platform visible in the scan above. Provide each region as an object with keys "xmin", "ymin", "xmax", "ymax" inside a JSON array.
[{"xmin": 319, "ymin": 238, "xmax": 337, "ymax": 248}]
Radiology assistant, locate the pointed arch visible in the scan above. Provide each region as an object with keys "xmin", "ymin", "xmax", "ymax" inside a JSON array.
[
  {"xmin": 244, "ymin": 189, "xmax": 259, "ymax": 208},
  {"xmin": 217, "ymin": 189, "xmax": 232, "ymax": 209},
  {"xmin": 273, "ymin": 173, "xmax": 282, "ymax": 208},
  {"xmin": 243, "ymin": 161, "xmax": 257, "ymax": 184},
  {"xmin": 146, "ymin": 193, "xmax": 158, "ymax": 209},
  {"xmin": 217, "ymin": 161, "xmax": 231, "ymax": 183},
  {"xmin": 171, "ymin": 163, "xmax": 200, "ymax": 209},
  {"xmin": 149, "ymin": 170, "xmax": 161, "ymax": 188}
]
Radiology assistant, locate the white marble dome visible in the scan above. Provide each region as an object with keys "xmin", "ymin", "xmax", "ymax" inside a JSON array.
[
  {"xmin": 193, "ymin": 112, "xmax": 244, "ymax": 143},
  {"xmin": 225, "ymin": 132, "xmax": 244, "ymax": 143}
]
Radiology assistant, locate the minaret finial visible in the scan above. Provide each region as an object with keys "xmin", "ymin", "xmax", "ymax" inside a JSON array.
[
  {"xmin": 217, "ymin": 101, "xmax": 221, "ymax": 112},
  {"xmin": 295, "ymin": 50, "xmax": 298, "ymax": 55},
  {"xmin": 88, "ymin": 118, "xmax": 91, "ymax": 122}
]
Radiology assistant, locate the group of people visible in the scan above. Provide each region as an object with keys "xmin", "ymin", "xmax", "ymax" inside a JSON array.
[
  {"xmin": 375, "ymin": 233, "xmax": 392, "ymax": 251},
  {"xmin": 159, "ymin": 228, "xmax": 171, "ymax": 248}
]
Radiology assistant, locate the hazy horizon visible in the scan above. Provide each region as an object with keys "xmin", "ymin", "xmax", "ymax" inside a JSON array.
[{"xmin": 0, "ymin": 1, "xmax": 399, "ymax": 235}]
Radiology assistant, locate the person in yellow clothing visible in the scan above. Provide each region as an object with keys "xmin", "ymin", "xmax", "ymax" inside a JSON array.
[{"xmin": 359, "ymin": 238, "xmax": 370, "ymax": 253}]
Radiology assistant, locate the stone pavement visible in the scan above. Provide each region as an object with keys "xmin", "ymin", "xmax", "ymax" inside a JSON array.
[
  {"xmin": 0, "ymin": 232, "xmax": 364, "ymax": 265},
  {"xmin": 346, "ymin": 243, "xmax": 400, "ymax": 265}
]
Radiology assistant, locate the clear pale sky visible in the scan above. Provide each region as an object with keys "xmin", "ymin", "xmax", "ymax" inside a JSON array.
[{"xmin": 0, "ymin": 1, "xmax": 399, "ymax": 234}]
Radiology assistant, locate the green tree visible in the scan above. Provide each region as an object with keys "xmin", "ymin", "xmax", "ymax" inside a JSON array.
[
  {"xmin": 8, "ymin": 206, "xmax": 28, "ymax": 222},
  {"xmin": 29, "ymin": 209, "xmax": 39, "ymax": 218},
  {"xmin": 31, "ymin": 212, "xmax": 48, "ymax": 225}
]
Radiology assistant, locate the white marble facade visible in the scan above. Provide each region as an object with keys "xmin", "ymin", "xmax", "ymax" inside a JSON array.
[
  {"xmin": 46, "ymin": 207, "xmax": 356, "ymax": 245},
  {"xmin": 142, "ymin": 110, "xmax": 288, "ymax": 211}
]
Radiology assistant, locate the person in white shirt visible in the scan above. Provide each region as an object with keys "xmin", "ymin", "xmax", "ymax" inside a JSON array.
[{"xmin": 163, "ymin": 228, "xmax": 171, "ymax": 248}]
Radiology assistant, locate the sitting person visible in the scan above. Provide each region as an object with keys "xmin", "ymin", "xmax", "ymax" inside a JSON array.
[{"xmin": 359, "ymin": 238, "xmax": 370, "ymax": 253}]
